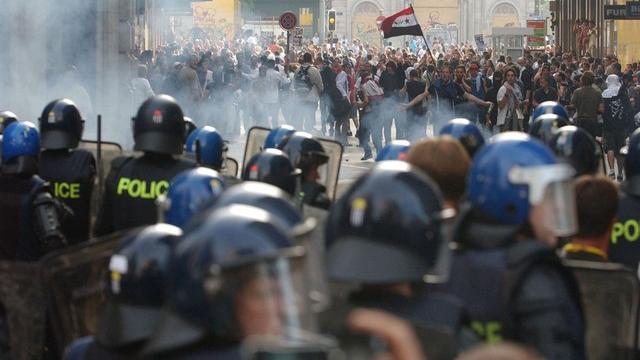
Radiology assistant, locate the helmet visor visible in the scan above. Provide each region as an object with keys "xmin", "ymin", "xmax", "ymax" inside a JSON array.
[
  {"xmin": 509, "ymin": 163, "xmax": 577, "ymax": 237},
  {"xmin": 208, "ymin": 250, "xmax": 318, "ymax": 340}
]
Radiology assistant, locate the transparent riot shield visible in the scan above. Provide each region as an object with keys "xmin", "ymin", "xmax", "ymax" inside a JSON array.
[
  {"xmin": 78, "ymin": 140, "xmax": 124, "ymax": 186},
  {"xmin": 563, "ymin": 259, "xmax": 639, "ymax": 360},
  {"xmin": 41, "ymin": 228, "xmax": 142, "ymax": 353},
  {"xmin": 0, "ymin": 262, "xmax": 46, "ymax": 360},
  {"xmin": 243, "ymin": 127, "xmax": 343, "ymax": 200}
]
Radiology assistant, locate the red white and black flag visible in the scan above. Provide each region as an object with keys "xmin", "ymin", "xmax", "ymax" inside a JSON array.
[{"xmin": 380, "ymin": 6, "xmax": 423, "ymax": 39}]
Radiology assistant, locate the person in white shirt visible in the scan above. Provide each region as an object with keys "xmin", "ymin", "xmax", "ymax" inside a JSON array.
[{"xmin": 263, "ymin": 57, "xmax": 290, "ymax": 127}]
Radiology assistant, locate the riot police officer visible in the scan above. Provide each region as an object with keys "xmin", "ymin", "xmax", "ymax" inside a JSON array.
[
  {"xmin": 264, "ymin": 124, "xmax": 295, "ymax": 149},
  {"xmin": 192, "ymin": 126, "xmax": 227, "ymax": 171},
  {"xmin": 432, "ymin": 132, "xmax": 585, "ymax": 359},
  {"xmin": 529, "ymin": 114, "xmax": 571, "ymax": 144},
  {"xmin": 439, "ymin": 118, "xmax": 485, "ymax": 158},
  {"xmin": 532, "ymin": 100, "xmax": 570, "ymax": 123},
  {"xmin": 158, "ymin": 167, "xmax": 225, "ymax": 229},
  {"xmin": 0, "ymin": 110, "xmax": 19, "ymax": 165},
  {"xmin": 95, "ymin": 95, "xmax": 195, "ymax": 236},
  {"xmin": 0, "ymin": 122, "xmax": 67, "ymax": 260},
  {"xmin": 549, "ymin": 126, "xmax": 600, "ymax": 177},
  {"xmin": 0, "ymin": 110, "xmax": 19, "ymax": 134},
  {"xmin": 278, "ymin": 131, "xmax": 331, "ymax": 209},
  {"xmin": 375, "ymin": 140, "xmax": 411, "ymax": 161},
  {"xmin": 38, "ymin": 99, "xmax": 96, "ymax": 244},
  {"xmin": 242, "ymin": 149, "xmax": 300, "ymax": 196},
  {"xmin": 323, "ymin": 161, "xmax": 476, "ymax": 360},
  {"xmin": 610, "ymin": 128, "xmax": 640, "ymax": 269},
  {"xmin": 141, "ymin": 204, "xmax": 331, "ymax": 358},
  {"xmin": 65, "ymin": 224, "xmax": 182, "ymax": 359},
  {"xmin": 183, "ymin": 116, "xmax": 197, "ymax": 142}
]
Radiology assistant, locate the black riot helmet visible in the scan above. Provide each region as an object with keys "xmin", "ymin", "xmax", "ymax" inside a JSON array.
[
  {"xmin": 278, "ymin": 132, "xmax": 328, "ymax": 177},
  {"xmin": 132, "ymin": 95, "xmax": 185, "ymax": 155},
  {"xmin": 325, "ymin": 161, "xmax": 450, "ymax": 284},
  {"xmin": 528, "ymin": 114, "xmax": 570, "ymax": 145},
  {"xmin": 38, "ymin": 99, "xmax": 84, "ymax": 150},
  {"xmin": 97, "ymin": 224, "xmax": 182, "ymax": 348},
  {"xmin": 549, "ymin": 125, "xmax": 600, "ymax": 176},
  {"xmin": 242, "ymin": 149, "xmax": 301, "ymax": 196},
  {"xmin": 183, "ymin": 117, "xmax": 197, "ymax": 142},
  {"xmin": 0, "ymin": 111, "xmax": 19, "ymax": 134}
]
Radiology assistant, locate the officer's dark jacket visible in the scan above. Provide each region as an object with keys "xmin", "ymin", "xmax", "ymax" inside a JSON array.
[
  {"xmin": 40, "ymin": 149, "xmax": 96, "ymax": 244},
  {"xmin": 610, "ymin": 177, "xmax": 640, "ymax": 270},
  {"xmin": 0, "ymin": 173, "xmax": 48, "ymax": 261},
  {"xmin": 429, "ymin": 207, "xmax": 586, "ymax": 360},
  {"xmin": 95, "ymin": 154, "xmax": 195, "ymax": 236},
  {"xmin": 352, "ymin": 290, "xmax": 476, "ymax": 360}
]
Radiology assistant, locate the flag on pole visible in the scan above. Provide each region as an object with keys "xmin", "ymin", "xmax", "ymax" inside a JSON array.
[{"xmin": 380, "ymin": 6, "xmax": 423, "ymax": 39}]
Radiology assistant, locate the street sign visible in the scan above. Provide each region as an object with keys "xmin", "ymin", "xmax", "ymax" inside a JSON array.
[
  {"xmin": 605, "ymin": 5, "xmax": 628, "ymax": 19},
  {"xmin": 279, "ymin": 11, "xmax": 298, "ymax": 31},
  {"xmin": 294, "ymin": 27, "xmax": 304, "ymax": 37},
  {"xmin": 627, "ymin": 1, "xmax": 640, "ymax": 18}
]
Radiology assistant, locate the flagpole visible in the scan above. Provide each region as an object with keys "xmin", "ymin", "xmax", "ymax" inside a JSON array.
[{"xmin": 409, "ymin": 3, "xmax": 435, "ymax": 64}]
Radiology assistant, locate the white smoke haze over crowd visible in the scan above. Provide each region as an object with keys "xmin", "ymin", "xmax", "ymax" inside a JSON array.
[{"xmin": 0, "ymin": 0, "xmax": 154, "ymax": 149}]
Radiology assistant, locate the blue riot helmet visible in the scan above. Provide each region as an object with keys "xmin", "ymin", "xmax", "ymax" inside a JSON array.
[
  {"xmin": 532, "ymin": 101, "xmax": 570, "ymax": 123},
  {"xmin": 468, "ymin": 132, "xmax": 577, "ymax": 238},
  {"xmin": 439, "ymin": 118, "xmax": 485, "ymax": 157},
  {"xmin": 242, "ymin": 149, "xmax": 301, "ymax": 196},
  {"xmin": 529, "ymin": 114, "xmax": 570, "ymax": 145},
  {"xmin": 375, "ymin": 140, "xmax": 411, "ymax": 161},
  {"xmin": 0, "ymin": 110, "xmax": 19, "ymax": 134},
  {"xmin": 147, "ymin": 205, "xmax": 316, "ymax": 348},
  {"xmin": 1, "ymin": 121, "xmax": 40, "ymax": 175},
  {"xmin": 158, "ymin": 168, "xmax": 226, "ymax": 229},
  {"xmin": 325, "ymin": 161, "xmax": 450, "ymax": 283},
  {"xmin": 194, "ymin": 126, "xmax": 227, "ymax": 170},
  {"xmin": 264, "ymin": 125, "xmax": 295, "ymax": 149},
  {"xmin": 97, "ymin": 224, "xmax": 182, "ymax": 348},
  {"xmin": 184, "ymin": 127, "xmax": 202, "ymax": 153},
  {"xmin": 625, "ymin": 128, "xmax": 640, "ymax": 180},
  {"xmin": 549, "ymin": 126, "xmax": 599, "ymax": 177},
  {"xmin": 211, "ymin": 182, "xmax": 304, "ymax": 228}
]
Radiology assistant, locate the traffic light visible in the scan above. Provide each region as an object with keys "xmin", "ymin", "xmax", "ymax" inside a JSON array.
[{"xmin": 328, "ymin": 10, "xmax": 336, "ymax": 31}]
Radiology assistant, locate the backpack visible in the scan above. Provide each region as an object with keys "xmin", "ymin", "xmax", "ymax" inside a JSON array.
[{"xmin": 295, "ymin": 64, "xmax": 313, "ymax": 94}]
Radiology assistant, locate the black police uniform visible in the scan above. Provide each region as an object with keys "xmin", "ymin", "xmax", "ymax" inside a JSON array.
[
  {"xmin": 95, "ymin": 95, "xmax": 196, "ymax": 236},
  {"xmin": 609, "ymin": 178, "xmax": 640, "ymax": 270},
  {"xmin": 94, "ymin": 154, "xmax": 194, "ymax": 236},
  {"xmin": 429, "ymin": 208, "xmax": 585, "ymax": 359},
  {"xmin": 40, "ymin": 149, "xmax": 96, "ymax": 244},
  {"xmin": 321, "ymin": 290, "xmax": 476, "ymax": 360},
  {"xmin": 0, "ymin": 174, "xmax": 65, "ymax": 261}
]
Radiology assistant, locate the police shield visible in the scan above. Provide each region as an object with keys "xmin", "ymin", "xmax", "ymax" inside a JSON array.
[
  {"xmin": 243, "ymin": 126, "xmax": 343, "ymax": 200},
  {"xmin": 79, "ymin": 140, "xmax": 123, "ymax": 185},
  {"xmin": 0, "ymin": 262, "xmax": 46, "ymax": 360},
  {"xmin": 41, "ymin": 228, "xmax": 142, "ymax": 352},
  {"xmin": 563, "ymin": 259, "xmax": 639, "ymax": 359}
]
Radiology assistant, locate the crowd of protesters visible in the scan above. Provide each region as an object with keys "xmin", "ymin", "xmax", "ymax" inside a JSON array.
[{"xmin": 128, "ymin": 33, "xmax": 640, "ymax": 176}]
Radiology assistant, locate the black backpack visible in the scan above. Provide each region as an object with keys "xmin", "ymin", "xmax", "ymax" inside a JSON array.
[{"xmin": 295, "ymin": 64, "xmax": 313, "ymax": 94}]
